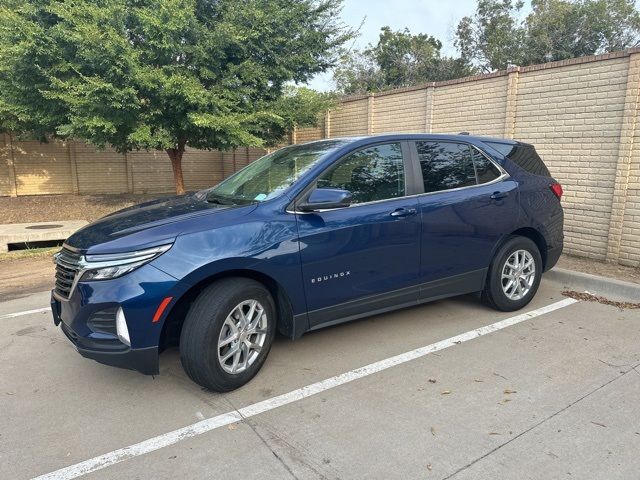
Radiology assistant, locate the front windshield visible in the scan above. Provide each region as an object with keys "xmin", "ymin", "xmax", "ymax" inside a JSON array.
[{"xmin": 206, "ymin": 140, "xmax": 348, "ymax": 204}]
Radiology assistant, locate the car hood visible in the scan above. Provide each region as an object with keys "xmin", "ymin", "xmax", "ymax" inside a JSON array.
[{"xmin": 64, "ymin": 193, "xmax": 250, "ymax": 253}]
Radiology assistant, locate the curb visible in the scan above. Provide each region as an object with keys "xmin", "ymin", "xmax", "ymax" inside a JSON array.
[{"xmin": 545, "ymin": 268, "xmax": 640, "ymax": 302}]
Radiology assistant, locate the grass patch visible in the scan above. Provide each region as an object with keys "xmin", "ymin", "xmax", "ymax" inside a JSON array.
[{"xmin": 0, "ymin": 246, "xmax": 59, "ymax": 262}]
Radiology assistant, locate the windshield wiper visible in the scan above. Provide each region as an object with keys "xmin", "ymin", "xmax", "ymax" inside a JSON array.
[{"xmin": 206, "ymin": 193, "xmax": 236, "ymax": 205}]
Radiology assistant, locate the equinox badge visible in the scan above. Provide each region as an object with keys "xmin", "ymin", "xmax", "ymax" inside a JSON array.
[{"xmin": 311, "ymin": 271, "xmax": 351, "ymax": 284}]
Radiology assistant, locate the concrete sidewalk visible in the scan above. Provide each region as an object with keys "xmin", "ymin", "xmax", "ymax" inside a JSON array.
[{"xmin": 0, "ymin": 220, "xmax": 87, "ymax": 252}]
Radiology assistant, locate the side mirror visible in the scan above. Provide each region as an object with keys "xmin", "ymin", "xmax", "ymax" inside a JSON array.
[{"xmin": 298, "ymin": 188, "xmax": 352, "ymax": 212}]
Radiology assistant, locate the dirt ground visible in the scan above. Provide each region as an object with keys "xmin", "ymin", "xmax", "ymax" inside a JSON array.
[
  {"xmin": 0, "ymin": 256, "xmax": 54, "ymax": 302},
  {"xmin": 557, "ymin": 254, "xmax": 640, "ymax": 284},
  {"xmin": 0, "ymin": 194, "xmax": 169, "ymax": 224}
]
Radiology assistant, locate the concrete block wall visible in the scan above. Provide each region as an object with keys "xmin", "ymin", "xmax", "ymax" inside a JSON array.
[
  {"xmin": 74, "ymin": 143, "xmax": 129, "ymax": 195},
  {"xmin": 431, "ymin": 75, "xmax": 508, "ymax": 137},
  {"xmin": 330, "ymin": 97, "xmax": 369, "ymax": 137},
  {"xmin": 0, "ymin": 135, "xmax": 265, "ymax": 196},
  {"xmin": 374, "ymin": 88, "xmax": 428, "ymax": 133}
]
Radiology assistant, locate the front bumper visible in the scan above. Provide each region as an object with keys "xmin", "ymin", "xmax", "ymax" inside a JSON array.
[
  {"xmin": 50, "ymin": 263, "xmax": 179, "ymax": 375},
  {"xmin": 52, "ymin": 292, "xmax": 160, "ymax": 375}
]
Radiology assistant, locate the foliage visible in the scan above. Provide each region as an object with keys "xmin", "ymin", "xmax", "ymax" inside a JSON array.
[
  {"xmin": 334, "ymin": 27, "xmax": 477, "ymax": 94},
  {"xmin": 0, "ymin": 0, "xmax": 353, "ymax": 193},
  {"xmin": 455, "ymin": 0, "xmax": 526, "ymax": 72},
  {"xmin": 455, "ymin": 0, "xmax": 640, "ymax": 72},
  {"xmin": 264, "ymin": 86, "xmax": 337, "ymax": 146}
]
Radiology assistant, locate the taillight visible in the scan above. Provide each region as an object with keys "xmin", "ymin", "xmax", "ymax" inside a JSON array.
[{"xmin": 550, "ymin": 182, "xmax": 563, "ymax": 200}]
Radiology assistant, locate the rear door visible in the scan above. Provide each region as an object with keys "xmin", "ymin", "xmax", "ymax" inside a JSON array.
[
  {"xmin": 295, "ymin": 142, "xmax": 421, "ymax": 327},
  {"xmin": 411, "ymin": 141, "xmax": 519, "ymax": 298}
]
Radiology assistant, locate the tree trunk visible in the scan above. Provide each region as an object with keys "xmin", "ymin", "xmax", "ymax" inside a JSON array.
[{"xmin": 166, "ymin": 144, "xmax": 186, "ymax": 195}]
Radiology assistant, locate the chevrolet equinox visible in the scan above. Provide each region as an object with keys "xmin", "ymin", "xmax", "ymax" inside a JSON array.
[{"xmin": 51, "ymin": 134, "xmax": 564, "ymax": 391}]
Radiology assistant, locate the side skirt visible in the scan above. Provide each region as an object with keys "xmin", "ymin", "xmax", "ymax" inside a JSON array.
[{"xmin": 306, "ymin": 268, "xmax": 487, "ymax": 333}]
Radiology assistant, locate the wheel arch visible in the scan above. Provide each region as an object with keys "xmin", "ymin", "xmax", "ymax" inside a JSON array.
[
  {"xmin": 159, "ymin": 269, "xmax": 300, "ymax": 350},
  {"xmin": 510, "ymin": 227, "xmax": 548, "ymax": 270}
]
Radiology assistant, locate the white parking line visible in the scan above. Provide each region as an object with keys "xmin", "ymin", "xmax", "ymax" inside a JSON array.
[
  {"xmin": 0, "ymin": 307, "xmax": 49, "ymax": 319},
  {"xmin": 31, "ymin": 297, "xmax": 578, "ymax": 480}
]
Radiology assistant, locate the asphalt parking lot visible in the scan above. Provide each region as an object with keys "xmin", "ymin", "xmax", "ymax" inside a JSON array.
[{"xmin": 2, "ymin": 278, "xmax": 640, "ymax": 480}]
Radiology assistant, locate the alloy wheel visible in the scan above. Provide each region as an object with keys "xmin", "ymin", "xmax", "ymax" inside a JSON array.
[
  {"xmin": 217, "ymin": 300, "xmax": 268, "ymax": 374},
  {"xmin": 501, "ymin": 249, "xmax": 536, "ymax": 301}
]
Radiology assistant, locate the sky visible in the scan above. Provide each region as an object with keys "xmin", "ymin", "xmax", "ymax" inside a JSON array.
[{"xmin": 306, "ymin": 0, "xmax": 527, "ymax": 91}]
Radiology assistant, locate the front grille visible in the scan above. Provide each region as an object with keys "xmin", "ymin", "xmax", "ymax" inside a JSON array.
[{"xmin": 55, "ymin": 247, "xmax": 82, "ymax": 299}]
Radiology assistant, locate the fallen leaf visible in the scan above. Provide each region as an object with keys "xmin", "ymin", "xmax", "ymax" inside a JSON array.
[
  {"xmin": 5, "ymin": 391, "xmax": 15, "ymax": 396},
  {"xmin": 503, "ymin": 389, "xmax": 517, "ymax": 394},
  {"xmin": 228, "ymin": 424, "xmax": 238, "ymax": 431},
  {"xmin": 591, "ymin": 421, "xmax": 606, "ymax": 428},
  {"xmin": 168, "ymin": 455, "xmax": 177, "ymax": 460},
  {"xmin": 474, "ymin": 379, "xmax": 484, "ymax": 383},
  {"xmin": 562, "ymin": 290, "xmax": 640, "ymax": 310},
  {"xmin": 488, "ymin": 432, "xmax": 501, "ymax": 436},
  {"xmin": 500, "ymin": 398, "xmax": 512, "ymax": 404},
  {"xmin": 430, "ymin": 426, "xmax": 436, "ymax": 436},
  {"xmin": 427, "ymin": 464, "xmax": 432, "ymax": 471},
  {"xmin": 428, "ymin": 379, "xmax": 437, "ymax": 384},
  {"xmin": 441, "ymin": 390, "xmax": 451, "ymax": 395}
]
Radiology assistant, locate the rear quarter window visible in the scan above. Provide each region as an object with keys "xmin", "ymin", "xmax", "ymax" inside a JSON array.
[{"xmin": 486, "ymin": 142, "xmax": 551, "ymax": 177}]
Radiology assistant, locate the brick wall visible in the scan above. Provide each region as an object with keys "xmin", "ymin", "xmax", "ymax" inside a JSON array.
[
  {"xmin": 0, "ymin": 134, "xmax": 266, "ymax": 197},
  {"xmin": 2, "ymin": 49, "xmax": 640, "ymax": 267}
]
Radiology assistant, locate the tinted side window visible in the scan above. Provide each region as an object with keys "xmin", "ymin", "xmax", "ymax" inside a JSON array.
[
  {"xmin": 471, "ymin": 147, "xmax": 501, "ymax": 184},
  {"xmin": 416, "ymin": 141, "xmax": 476, "ymax": 193},
  {"xmin": 317, "ymin": 143, "xmax": 405, "ymax": 204},
  {"xmin": 486, "ymin": 142, "xmax": 551, "ymax": 177}
]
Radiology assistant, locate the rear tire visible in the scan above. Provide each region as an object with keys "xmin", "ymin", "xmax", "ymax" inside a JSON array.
[
  {"xmin": 180, "ymin": 278, "xmax": 276, "ymax": 392},
  {"xmin": 482, "ymin": 236, "xmax": 542, "ymax": 312}
]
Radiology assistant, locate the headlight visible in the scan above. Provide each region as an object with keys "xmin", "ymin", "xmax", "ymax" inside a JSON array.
[{"xmin": 80, "ymin": 244, "xmax": 172, "ymax": 281}]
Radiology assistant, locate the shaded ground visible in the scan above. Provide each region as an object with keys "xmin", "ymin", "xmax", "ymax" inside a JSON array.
[{"xmin": 0, "ymin": 194, "xmax": 169, "ymax": 224}]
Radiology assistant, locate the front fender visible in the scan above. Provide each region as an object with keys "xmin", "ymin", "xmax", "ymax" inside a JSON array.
[{"xmin": 150, "ymin": 214, "xmax": 306, "ymax": 315}]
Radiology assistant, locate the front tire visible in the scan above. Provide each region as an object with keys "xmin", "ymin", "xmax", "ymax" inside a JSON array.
[
  {"xmin": 180, "ymin": 278, "xmax": 276, "ymax": 392},
  {"xmin": 482, "ymin": 236, "xmax": 543, "ymax": 312}
]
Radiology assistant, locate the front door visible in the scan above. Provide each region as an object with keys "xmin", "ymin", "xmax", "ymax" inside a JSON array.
[{"xmin": 295, "ymin": 142, "xmax": 421, "ymax": 327}]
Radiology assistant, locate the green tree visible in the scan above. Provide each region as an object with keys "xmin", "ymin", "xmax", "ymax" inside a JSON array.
[
  {"xmin": 0, "ymin": 0, "xmax": 352, "ymax": 194},
  {"xmin": 334, "ymin": 27, "xmax": 476, "ymax": 94},
  {"xmin": 525, "ymin": 0, "xmax": 640, "ymax": 64},
  {"xmin": 454, "ymin": 0, "xmax": 526, "ymax": 72},
  {"xmin": 455, "ymin": 0, "xmax": 640, "ymax": 72}
]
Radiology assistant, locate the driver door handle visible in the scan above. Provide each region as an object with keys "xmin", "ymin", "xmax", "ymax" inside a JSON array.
[
  {"xmin": 490, "ymin": 191, "xmax": 509, "ymax": 200},
  {"xmin": 390, "ymin": 207, "xmax": 417, "ymax": 218}
]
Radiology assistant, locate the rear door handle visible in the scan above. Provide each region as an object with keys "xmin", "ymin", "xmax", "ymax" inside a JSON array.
[
  {"xmin": 490, "ymin": 191, "xmax": 509, "ymax": 200},
  {"xmin": 390, "ymin": 207, "xmax": 417, "ymax": 218}
]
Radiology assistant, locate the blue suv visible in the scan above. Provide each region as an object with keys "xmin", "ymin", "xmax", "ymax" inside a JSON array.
[{"xmin": 51, "ymin": 134, "xmax": 563, "ymax": 391}]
